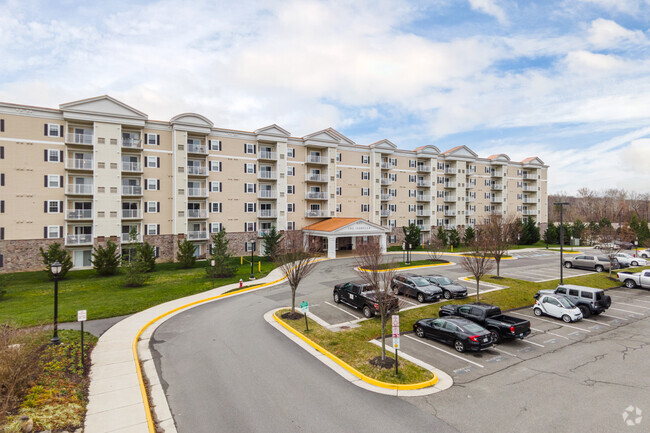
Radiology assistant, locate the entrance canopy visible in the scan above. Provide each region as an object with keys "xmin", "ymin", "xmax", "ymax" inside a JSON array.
[{"xmin": 302, "ymin": 218, "xmax": 389, "ymax": 259}]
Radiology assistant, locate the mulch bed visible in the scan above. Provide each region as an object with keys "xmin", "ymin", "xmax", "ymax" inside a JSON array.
[
  {"xmin": 281, "ymin": 311, "xmax": 304, "ymax": 320},
  {"xmin": 369, "ymin": 356, "xmax": 395, "ymax": 369}
]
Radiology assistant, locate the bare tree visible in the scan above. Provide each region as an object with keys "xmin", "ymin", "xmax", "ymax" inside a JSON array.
[
  {"xmin": 598, "ymin": 226, "xmax": 621, "ymax": 278},
  {"xmin": 483, "ymin": 215, "xmax": 518, "ymax": 277},
  {"xmin": 355, "ymin": 237, "xmax": 403, "ymax": 362},
  {"xmin": 425, "ymin": 237, "xmax": 445, "ymax": 262},
  {"xmin": 273, "ymin": 230, "xmax": 321, "ymax": 315},
  {"xmin": 460, "ymin": 229, "xmax": 495, "ymax": 302}
]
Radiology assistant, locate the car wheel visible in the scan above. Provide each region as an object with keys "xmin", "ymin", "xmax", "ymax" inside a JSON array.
[
  {"xmin": 454, "ymin": 340, "xmax": 465, "ymax": 353},
  {"xmin": 443, "ymin": 290, "xmax": 451, "ymax": 300},
  {"xmin": 642, "ymin": 254, "xmax": 648, "ymax": 258},
  {"xmin": 533, "ymin": 308, "xmax": 542, "ymax": 317},
  {"xmin": 595, "ymin": 265, "xmax": 604, "ymax": 273},
  {"xmin": 415, "ymin": 326, "xmax": 425, "ymax": 338},
  {"xmin": 564, "ymin": 262, "xmax": 572, "ymax": 268},
  {"xmin": 625, "ymin": 279, "xmax": 637, "ymax": 289},
  {"xmin": 363, "ymin": 305, "xmax": 373, "ymax": 318},
  {"xmin": 578, "ymin": 305, "xmax": 591, "ymax": 318},
  {"xmin": 489, "ymin": 329, "xmax": 501, "ymax": 344},
  {"xmin": 632, "ymin": 261, "xmax": 639, "ymax": 266},
  {"xmin": 333, "ymin": 292, "xmax": 341, "ymax": 303},
  {"xmin": 417, "ymin": 293, "xmax": 425, "ymax": 303},
  {"xmin": 562, "ymin": 314, "xmax": 572, "ymax": 323},
  {"xmin": 392, "ymin": 286, "xmax": 400, "ymax": 295}
]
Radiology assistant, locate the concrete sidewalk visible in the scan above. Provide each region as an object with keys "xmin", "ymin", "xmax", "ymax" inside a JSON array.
[{"xmin": 84, "ymin": 267, "xmax": 288, "ymax": 433}]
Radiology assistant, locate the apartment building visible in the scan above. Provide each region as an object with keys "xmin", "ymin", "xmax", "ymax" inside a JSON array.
[{"xmin": 0, "ymin": 96, "xmax": 548, "ymax": 272}]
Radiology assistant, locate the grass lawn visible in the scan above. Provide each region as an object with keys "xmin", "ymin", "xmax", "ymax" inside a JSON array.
[
  {"xmin": 0, "ymin": 257, "xmax": 276, "ymax": 327},
  {"xmin": 388, "ymin": 240, "xmax": 560, "ymax": 253}
]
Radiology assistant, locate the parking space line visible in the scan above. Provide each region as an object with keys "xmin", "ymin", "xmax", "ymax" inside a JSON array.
[
  {"xmin": 398, "ymin": 297, "xmax": 418, "ymax": 307},
  {"xmin": 511, "ymin": 312, "xmax": 591, "ymax": 332},
  {"xmin": 530, "ymin": 327, "xmax": 570, "ymax": 340},
  {"xmin": 492, "ymin": 347, "xmax": 516, "ymax": 357},
  {"xmin": 522, "ymin": 340, "xmax": 544, "ymax": 348},
  {"xmin": 403, "ymin": 334, "xmax": 485, "ymax": 368},
  {"xmin": 599, "ymin": 313, "xmax": 627, "ymax": 320},
  {"xmin": 613, "ymin": 301, "xmax": 650, "ymax": 310},
  {"xmin": 323, "ymin": 301, "xmax": 362, "ymax": 319},
  {"xmin": 580, "ymin": 317, "xmax": 612, "ymax": 327},
  {"xmin": 609, "ymin": 307, "xmax": 643, "ymax": 315}
]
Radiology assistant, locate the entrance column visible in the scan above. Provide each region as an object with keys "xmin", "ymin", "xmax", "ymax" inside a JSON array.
[
  {"xmin": 379, "ymin": 234, "xmax": 387, "ymax": 254},
  {"xmin": 327, "ymin": 236, "xmax": 337, "ymax": 259},
  {"xmin": 351, "ymin": 236, "xmax": 356, "ymax": 250},
  {"xmin": 303, "ymin": 232, "xmax": 309, "ymax": 249}
]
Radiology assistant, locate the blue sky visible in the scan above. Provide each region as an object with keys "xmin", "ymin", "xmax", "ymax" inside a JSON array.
[{"xmin": 1, "ymin": 0, "xmax": 650, "ymax": 194}]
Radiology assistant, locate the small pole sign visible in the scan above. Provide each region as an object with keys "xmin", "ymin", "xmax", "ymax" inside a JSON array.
[
  {"xmin": 300, "ymin": 301, "xmax": 309, "ymax": 331},
  {"xmin": 392, "ymin": 315, "xmax": 400, "ymax": 375},
  {"xmin": 78, "ymin": 310, "xmax": 87, "ymax": 370}
]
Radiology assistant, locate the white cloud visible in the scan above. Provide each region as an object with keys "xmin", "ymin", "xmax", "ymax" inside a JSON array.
[
  {"xmin": 468, "ymin": 0, "xmax": 508, "ymax": 24},
  {"xmin": 587, "ymin": 18, "xmax": 647, "ymax": 49},
  {"xmin": 577, "ymin": 0, "xmax": 644, "ymax": 15}
]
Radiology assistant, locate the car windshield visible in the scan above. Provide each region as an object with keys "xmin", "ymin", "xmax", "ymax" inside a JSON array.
[
  {"xmin": 412, "ymin": 277, "xmax": 430, "ymax": 286},
  {"xmin": 557, "ymin": 297, "xmax": 575, "ymax": 308},
  {"xmin": 437, "ymin": 277, "xmax": 453, "ymax": 285},
  {"xmin": 463, "ymin": 323, "xmax": 485, "ymax": 333},
  {"xmin": 597, "ymin": 256, "xmax": 609, "ymax": 262}
]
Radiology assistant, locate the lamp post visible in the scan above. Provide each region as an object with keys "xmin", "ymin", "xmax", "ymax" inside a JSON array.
[
  {"xmin": 211, "ymin": 259, "xmax": 215, "ymax": 289},
  {"xmin": 554, "ymin": 202, "xmax": 570, "ymax": 285},
  {"xmin": 249, "ymin": 238, "xmax": 255, "ymax": 280},
  {"xmin": 51, "ymin": 261, "xmax": 62, "ymax": 345},
  {"xmin": 405, "ymin": 229, "xmax": 411, "ymax": 265}
]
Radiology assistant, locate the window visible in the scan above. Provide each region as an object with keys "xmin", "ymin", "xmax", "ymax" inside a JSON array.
[
  {"xmin": 287, "ymin": 166, "xmax": 295, "ymax": 176},
  {"xmin": 437, "ymin": 162, "xmax": 444, "ymax": 170},
  {"xmin": 144, "ymin": 156, "xmax": 157, "ymax": 168},
  {"xmin": 46, "ymin": 200, "xmax": 61, "ymax": 213},
  {"xmin": 336, "ymin": 153, "xmax": 342, "ymax": 162},
  {"xmin": 389, "ymin": 189, "xmax": 397, "ymax": 197},
  {"xmin": 146, "ymin": 201, "xmax": 159, "ymax": 213},
  {"xmin": 209, "ymin": 139, "xmax": 221, "ymax": 151},
  {"xmin": 288, "ymin": 203, "xmax": 295, "ymax": 212},
  {"xmin": 245, "ymin": 143, "xmax": 256, "ymax": 154},
  {"xmin": 46, "ymin": 226, "xmax": 61, "ymax": 239},
  {"xmin": 517, "ymin": 169, "xmax": 523, "ymax": 176},
  {"xmin": 517, "ymin": 205, "xmax": 522, "ymax": 212},
  {"xmin": 336, "ymin": 204, "xmax": 342, "ymax": 213},
  {"xmin": 45, "ymin": 149, "xmax": 62, "ymax": 162},
  {"xmin": 146, "ymin": 179, "xmax": 159, "ymax": 191},
  {"xmin": 388, "ymin": 220, "xmax": 396, "ymax": 228},
  {"xmin": 287, "ymin": 221, "xmax": 295, "ymax": 230},
  {"xmin": 409, "ymin": 175, "xmax": 416, "ymax": 183},
  {"xmin": 361, "ymin": 204, "xmax": 369, "ymax": 212},
  {"xmin": 210, "ymin": 222, "xmax": 222, "ymax": 233},
  {"xmin": 437, "ymin": 191, "xmax": 444, "ymax": 198},
  {"xmin": 45, "ymin": 124, "xmax": 62, "ymax": 137},
  {"xmin": 245, "ymin": 183, "xmax": 256, "ymax": 193},
  {"xmin": 146, "ymin": 134, "xmax": 159, "ymax": 145},
  {"xmin": 485, "ymin": 167, "xmax": 490, "ymax": 173},
  {"xmin": 361, "ymin": 172, "xmax": 369, "ymax": 180},
  {"xmin": 517, "ymin": 181, "xmax": 523, "ymax": 188},
  {"xmin": 244, "ymin": 222, "xmax": 256, "ymax": 232},
  {"xmin": 484, "ymin": 205, "xmax": 491, "ymax": 212},
  {"xmin": 409, "ymin": 204, "xmax": 415, "ymax": 212},
  {"xmin": 437, "ymin": 176, "xmax": 444, "ymax": 184},
  {"xmin": 287, "ymin": 185, "xmax": 295, "ymax": 194},
  {"xmin": 484, "ymin": 179, "xmax": 490, "ymax": 186},
  {"xmin": 361, "ymin": 155, "xmax": 370, "ymax": 164},
  {"xmin": 287, "ymin": 148, "xmax": 295, "ymax": 158},
  {"xmin": 409, "ymin": 190, "xmax": 416, "ymax": 198},
  {"xmin": 437, "ymin": 204, "xmax": 443, "ymax": 212},
  {"xmin": 210, "ymin": 182, "xmax": 222, "ymax": 192},
  {"xmin": 210, "ymin": 202, "xmax": 222, "ymax": 212},
  {"xmin": 389, "ymin": 173, "xmax": 397, "ymax": 182},
  {"xmin": 389, "ymin": 235, "xmax": 396, "ymax": 243},
  {"xmin": 244, "ymin": 163, "xmax": 256, "ymax": 174},
  {"xmin": 46, "ymin": 175, "xmax": 61, "ymax": 188},
  {"xmin": 409, "ymin": 160, "xmax": 416, "ymax": 168},
  {"xmin": 336, "ymin": 170, "xmax": 342, "ymax": 179},
  {"xmin": 146, "ymin": 224, "xmax": 159, "ymax": 235},
  {"xmin": 361, "ymin": 188, "xmax": 369, "ymax": 196},
  {"xmin": 244, "ymin": 241, "xmax": 256, "ymax": 252},
  {"xmin": 245, "ymin": 203, "xmax": 256, "ymax": 213},
  {"xmin": 485, "ymin": 192, "xmax": 490, "ymax": 199},
  {"xmin": 517, "ymin": 193, "xmax": 523, "ymax": 200},
  {"xmin": 389, "ymin": 204, "xmax": 396, "ymax": 212},
  {"xmin": 336, "ymin": 187, "xmax": 341, "ymax": 196},
  {"xmin": 210, "ymin": 161, "xmax": 222, "ymax": 172}
]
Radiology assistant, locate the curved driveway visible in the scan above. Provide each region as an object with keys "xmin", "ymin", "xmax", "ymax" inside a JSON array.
[{"xmin": 151, "ymin": 258, "xmax": 458, "ymax": 433}]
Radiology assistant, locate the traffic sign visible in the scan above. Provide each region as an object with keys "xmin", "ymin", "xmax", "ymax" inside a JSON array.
[
  {"xmin": 300, "ymin": 301, "xmax": 309, "ymax": 314},
  {"xmin": 393, "ymin": 337, "xmax": 400, "ymax": 349},
  {"xmin": 392, "ymin": 315, "xmax": 399, "ymax": 326},
  {"xmin": 392, "ymin": 326, "xmax": 400, "ymax": 336},
  {"xmin": 77, "ymin": 310, "xmax": 87, "ymax": 322}
]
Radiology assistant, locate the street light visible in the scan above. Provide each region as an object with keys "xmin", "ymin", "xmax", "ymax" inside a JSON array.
[
  {"xmin": 554, "ymin": 202, "xmax": 570, "ymax": 285},
  {"xmin": 249, "ymin": 238, "xmax": 255, "ymax": 280},
  {"xmin": 405, "ymin": 229, "xmax": 411, "ymax": 265},
  {"xmin": 210, "ymin": 259, "xmax": 216, "ymax": 289},
  {"xmin": 51, "ymin": 261, "xmax": 62, "ymax": 345}
]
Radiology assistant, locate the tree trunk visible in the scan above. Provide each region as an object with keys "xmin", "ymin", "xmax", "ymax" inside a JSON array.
[
  {"xmin": 496, "ymin": 258, "xmax": 501, "ymax": 277},
  {"xmin": 476, "ymin": 278, "xmax": 480, "ymax": 303},
  {"xmin": 291, "ymin": 286, "xmax": 296, "ymax": 313},
  {"xmin": 381, "ymin": 316, "xmax": 387, "ymax": 361}
]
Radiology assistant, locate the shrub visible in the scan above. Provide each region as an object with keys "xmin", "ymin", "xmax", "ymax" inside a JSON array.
[
  {"xmin": 90, "ymin": 240, "xmax": 120, "ymax": 276},
  {"xmin": 139, "ymin": 242, "xmax": 157, "ymax": 272},
  {"xmin": 39, "ymin": 243, "xmax": 72, "ymax": 280},
  {"xmin": 0, "ymin": 274, "xmax": 7, "ymax": 301},
  {"xmin": 262, "ymin": 227, "xmax": 282, "ymax": 258},
  {"xmin": 207, "ymin": 230, "xmax": 236, "ymax": 278},
  {"xmin": 403, "ymin": 223, "xmax": 421, "ymax": 249},
  {"xmin": 448, "ymin": 228, "xmax": 460, "ymax": 248},
  {"xmin": 176, "ymin": 239, "xmax": 196, "ymax": 269}
]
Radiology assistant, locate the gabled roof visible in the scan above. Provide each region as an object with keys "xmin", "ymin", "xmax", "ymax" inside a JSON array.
[
  {"xmin": 368, "ymin": 139, "xmax": 397, "ymax": 150},
  {"xmin": 255, "ymin": 124, "xmax": 291, "ymax": 137},
  {"xmin": 487, "ymin": 154, "xmax": 510, "ymax": 162},
  {"xmin": 303, "ymin": 218, "xmax": 361, "ymax": 232},
  {"xmin": 302, "ymin": 218, "xmax": 389, "ymax": 234},
  {"xmin": 521, "ymin": 156, "xmax": 544, "ymax": 164},
  {"xmin": 323, "ymin": 128, "xmax": 356, "ymax": 146},
  {"xmin": 302, "ymin": 128, "xmax": 341, "ymax": 143},
  {"xmin": 441, "ymin": 145, "xmax": 478, "ymax": 158},
  {"xmin": 170, "ymin": 113, "xmax": 214, "ymax": 128},
  {"xmin": 415, "ymin": 145, "xmax": 440, "ymax": 155},
  {"xmin": 60, "ymin": 95, "xmax": 148, "ymax": 121}
]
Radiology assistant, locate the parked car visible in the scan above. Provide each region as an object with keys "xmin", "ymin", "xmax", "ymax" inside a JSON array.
[
  {"xmin": 438, "ymin": 303, "xmax": 531, "ymax": 343},
  {"xmin": 614, "ymin": 240, "xmax": 634, "ymax": 250},
  {"xmin": 333, "ymin": 281, "xmax": 399, "ymax": 318},
  {"xmin": 413, "ymin": 316, "xmax": 493, "ymax": 353},
  {"xmin": 594, "ymin": 243, "xmax": 617, "ymax": 250},
  {"xmin": 614, "ymin": 252, "xmax": 647, "ymax": 267},
  {"xmin": 637, "ymin": 249, "xmax": 650, "ymax": 259},
  {"xmin": 390, "ymin": 274, "xmax": 443, "ymax": 303},
  {"xmin": 617, "ymin": 269, "xmax": 650, "ymax": 289},
  {"xmin": 535, "ymin": 284, "xmax": 611, "ymax": 318},
  {"xmin": 563, "ymin": 254, "xmax": 612, "ymax": 272},
  {"xmin": 533, "ymin": 294, "xmax": 583, "ymax": 323},
  {"xmin": 422, "ymin": 275, "xmax": 468, "ymax": 299}
]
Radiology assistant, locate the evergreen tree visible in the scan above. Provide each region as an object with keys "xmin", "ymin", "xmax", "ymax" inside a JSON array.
[
  {"xmin": 599, "ymin": 217, "xmax": 612, "ymax": 229},
  {"xmin": 39, "ymin": 243, "xmax": 73, "ymax": 280},
  {"xmin": 207, "ymin": 229, "xmax": 236, "ymax": 277},
  {"xmin": 91, "ymin": 240, "xmax": 121, "ymax": 276},
  {"xmin": 629, "ymin": 214, "xmax": 640, "ymax": 234},
  {"xmin": 543, "ymin": 223, "xmax": 558, "ymax": 245},
  {"xmin": 262, "ymin": 227, "xmax": 282, "ymax": 258},
  {"xmin": 139, "ymin": 242, "xmax": 157, "ymax": 272},
  {"xmin": 176, "ymin": 239, "xmax": 197, "ymax": 269},
  {"xmin": 463, "ymin": 226, "xmax": 476, "ymax": 246},
  {"xmin": 402, "ymin": 223, "xmax": 421, "ymax": 249},
  {"xmin": 638, "ymin": 219, "xmax": 650, "ymax": 245},
  {"xmin": 572, "ymin": 219, "xmax": 585, "ymax": 240},
  {"xmin": 122, "ymin": 227, "xmax": 149, "ymax": 287},
  {"xmin": 436, "ymin": 226, "xmax": 448, "ymax": 247},
  {"xmin": 448, "ymin": 228, "xmax": 460, "ymax": 248},
  {"xmin": 519, "ymin": 217, "xmax": 540, "ymax": 245}
]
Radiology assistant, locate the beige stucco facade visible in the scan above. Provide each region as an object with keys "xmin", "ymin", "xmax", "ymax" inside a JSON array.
[{"xmin": 0, "ymin": 96, "xmax": 548, "ymax": 272}]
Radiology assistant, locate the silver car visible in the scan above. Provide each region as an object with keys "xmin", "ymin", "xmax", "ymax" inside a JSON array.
[
  {"xmin": 614, "ymin": 253, "xmax": 647, "ymax": 267},
  {"xmin": 563, "ymin": 254, "xmax": 611, "ymax": 272}
]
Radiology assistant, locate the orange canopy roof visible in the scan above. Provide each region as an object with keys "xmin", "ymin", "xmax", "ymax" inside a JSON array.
[{"xmin": 302, "ymin": 218, "xmax": 362, "ymax": 232}]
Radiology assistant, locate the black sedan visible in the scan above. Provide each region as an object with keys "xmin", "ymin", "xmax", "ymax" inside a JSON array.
[
  {"xmin": 413, "ymin": 316, "xmax": 493, "ymax": 353},
  {"xmin": 391, "ymin": 274, "xmax": 443, "ymax": 303},
  {"xmin": 423, "ymin": 275, "xmax": 468, "ymax": 299}
]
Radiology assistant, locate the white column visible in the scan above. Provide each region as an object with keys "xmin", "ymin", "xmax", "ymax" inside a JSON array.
[
  {"xmin": 351, "ymin": 236, "xmax": 356, "ymax": 250},
  {"xmin": 327, "ymin": 236, "xmax": 336, "ymax": 259},
  {"xmin": 303, "ymin": 233, "xmax": 309, "ymax": 249},
  {"xmin": 379, "ymin": 234, "xmax": 387, "ymax": 254}
]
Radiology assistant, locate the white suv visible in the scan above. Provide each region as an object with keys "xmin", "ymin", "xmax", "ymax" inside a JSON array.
[{"xmin": 533, "ymin": 294, "xmax": 583, "ymax": 323}]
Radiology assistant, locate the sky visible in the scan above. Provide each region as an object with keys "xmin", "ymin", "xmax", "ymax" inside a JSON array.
[{"xmin": 1, "ymin": 0, "xmax": 650, "ymax": 194}]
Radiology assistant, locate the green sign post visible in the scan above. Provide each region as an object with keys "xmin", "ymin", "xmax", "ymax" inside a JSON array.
[{"xmin": 300, "ymin": 301, "xmax": 309, "ymax": 331}]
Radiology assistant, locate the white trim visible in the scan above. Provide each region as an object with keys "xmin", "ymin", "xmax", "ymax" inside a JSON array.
[{"xmin": 0, "ymin": 137, "xmax": 64, "ymax": 146}]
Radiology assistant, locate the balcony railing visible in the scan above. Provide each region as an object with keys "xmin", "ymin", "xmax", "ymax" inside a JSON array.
[
  {"xmin": 416, "ymin": 210, "xmax": 429, "ymax": 217},
  {"xmin": 491, "ymin": 184, "xmax": 503, "ymax": 190},
  {"xmin": 67, "ymin": 209, "xmax": 92, "ymax": 219},
  {"xmin": 258, "ymin": 229, "xmax": 272, "ymax": 237},
  {"xmin": 66, "ymin": 184, "xmax": 93, "ymax": 195},
  {"xmin": 258, "ymin": 210, "xmax": 277, "ymax": 218},
  {"xmin": 466, "ymin": 196, "xmax": 475, "ymax": 202},
  {"xmin": 187, "ymin": 144, "xmax": 207, "ymax": 154},
  {"xmin": 122, "ymin": 162, "xmax": 142, "ymax": 172},
  {"xmin": 380, "ymin": 178, "xmax": 392, "ymax": 185},
  {"xmin": 259, "ymin": 171, "xmax": 278, "ymax": 180},
  {"xmin": 523, "ymin": 198, "xmax": 537, "ymax": 204},
  {"xmin": 66, "ymin": 133, "xmax": 93, "ymax": 145},
  {"xmin": 188, "ymin": 188, "xmax": 207, "ymax": 197},
  {"xmin": 466, "ymin": 210, "xmax": 475, "ymax": 216},
  {"xmin": 66, "ymin": 159, "xmax": 93, "ymax": 170},
  {"xmin": 417, "ymin": 195, "xmax": 431, "ymax": 202},
  {"xmin": 522, "ymin": 185, "xmax": 537, "ymax": 191},
  {"xmin": 380, "ymin": 210, "xmax": 392, "ymax": 217},
  {"xmin": 443, "ymin": 196, "xmax": 456, "ymax": 202},
  {"xmin": 66, "ymin": 234, "xmax": 93, "ymax": 245},
  {"xmin": 444, "ymin": 168, "xmax": 456, "ymax": 174},
  {"xmin": 491, "ymin": 197, "xmax": 503, "ymax": 203},
  {"xmin": 380, "ymin": 162, "xmax": 395, "ymax": 169},
  {"xmin": 306, "ymin": 192, "xmax": 328, "ymax": 200},
  {"xmin": 380, "ymin": 194, "xmax": 392, "ymax": 201},
  {"xmin": 466, "ymin": 182, "xmax": 476, "ymax": 188},
  {"xmin": 122, "ymin": 209, "xmax": 141, "ymax": 219},
  {"xmin": 121, "ymin": 138, "xmax": 142, "ymax": 149},
  {"xmin": 416, "ymin": 180, "xmax": 431, "ymax": 187},
  {"xmin": 306, "ymin": 155, "xmax": 325, "ymax": 164},
  {"xmin": 258, "ymin": 190, "xmax": 277, "ymax": 199},
  {"xmin": 188, "ymin": 209, "xmax": 208, "ymax": 219},
  {"xmin": 121, "ymin": 233, "xmax": 143, "ymax": 243},
  {"xmin": 305, "ymin": 173, "xmax": 327, "ymax": 182},
  {"xmin": 444, "ymin": 210, "xmax": 456, "ymax": 216},
  {"xmin": 523, "ymin": 209, "xmax": 536, "ymax": 215},
  {"xmin": 188, "ymin": 231, "xmax": 208, "ymax": 240},
  {"xmin": 443, "ymin": 224, "xmax": 456, "ymax": 230},
  {"xmin": 491, "ymin": 171, "xmax": 502, "ymax": 177},
  {"xmin": 417, "ymin": 165, "xmax": 430, "ymax": 172},
  {"xmin": 259, "ymin": 151, "xmax": 277, "ymax": 160},
  {"xmin": 122, "ymin": 185, "xmax": 142, "ymax": 195},
  {"xmin": 187, "ymin": 166, "xmax": 207, "ymax": 175},
  {"xmin": 416, "ymin": 224, "xmax": 429, "ymax": 231},
  {"xmin": 444, "ymin": 182, "xmax": 456, "ymax": 189},
  {"xmin": 305, "ymin": 210, "xmax": 329, "ymax": 218}
]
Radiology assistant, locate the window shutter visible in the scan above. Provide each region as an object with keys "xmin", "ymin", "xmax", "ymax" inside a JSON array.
[
  {"xmin": 244, "ymin": 203, "xmax": 246, "ymax": 212},
  {"xmin": 244, "ymin": 143, "xmax": 246, "ymax": 153},
  {"xmin": 0, "ymin": 255, "xmax": 3, "ymax": 267},
  {"xmin": 0, "ymin": 119, "xmax": 4, "ymax": 131},
  {"xmin": 59, "ymin": 226, "xmax": 63, "ymax": 237},
  {"xmin": 157, "ymin": 180, "xmax": 160, "ymax": 190},
  {"xmin": 253, "ymin": 184, "xmax": 256, "ymax": 193},
  {"xmin": 253, "ymin": 144, "xmax": 256, "ymax": 154},
  {"xmin": 59, "ymin": 201, "xmax": 63, "ymax": 212},
  {"xmin": 44, "ymin": 124, "xmax": 48, "ymax": 136},
  {"xmin": 44, "ymin": 227, "xmax": 48, "ymax": 238},
  {"xmin": 0, "ymin": 146, "xmax": 4, "ymax": 159},
  {"xmin": 145, "ymin": 225, "xmax": 149, "ymax": 235},
  {"xmin": 44, "ymin": 150, "xmax": 48, "ymax": 161},
  {"xmin": 0, "ymin": 201, "xmax": 3, "ymax": 213},
  {"xmin": 144, "ymin": 181, "xmax": 148, "ymax": 190},
  {"xmin": 59, "ymin": 127, "xmax": 64, "ymax": 137},
  {"xmin": 44, "ymin": 201, "xmax": 47, "ymax": 213},
  {"xmin": 254, "ymin": 222, "xmax": 256, "ymax": 231},
  {"xmin": 157, "ymin": 202, "xmax": 160, "ymax": 212},
  {"xmin": 59, "ymin": 150, "xmax": 63, "ymax": 161},
  {"xmin": 254, "ymin": 203, "xmax": 257, "ymax": 212},
  {"xmin": 157, "ymin": 157, "xmax": 160, "ymax": 168},
  {"xmin": 44, "ymin": 175, "xmax": 48, "ymax": 187},
  {"xmin": 59, "ymin": 176, "xmax": 63, "ymax": 186},
  {"xmin": 253, "ymin": 164, "xmax": 256, "ymax": 173},
  {"xmin": 243, "ymin": 164, "xmax": 246, "ymax": 173},
  {"xmin": 157, "ymin": 224, "xmax": 160, "ymax": 234},
  {"xmin": 156, "ymin": 135, "xmax": 160, "ymax": 145},
  {"xmin": 0, "ymin": 227, "xmax": 4, "ymax": 240},
  {"xmin": 144, "ymin": 203, "xmax": 148, "ymax": 213},
  {"xmin": 244, "ymin": 184, "xmax": 246, "ymax": 193}
]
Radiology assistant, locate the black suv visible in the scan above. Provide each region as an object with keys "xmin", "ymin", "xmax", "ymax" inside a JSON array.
[
  {"xmin": 390, "ymin": 274, "xmax": 443, "ymax": 303},
  {"xmin": 423, "ymin": 275, "xmax": 468, "ymax": 299},
  {"xmin": 535, "ymin": 284, "xmax": 611, "ymax": 318}
]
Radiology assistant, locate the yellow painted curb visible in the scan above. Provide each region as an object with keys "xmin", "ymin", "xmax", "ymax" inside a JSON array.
[
  {"xmin": 273, "ymin": 311, "xmax": 438, "ymax": 390},
  {"xmin": 358, "ymin": 261, "xmax": 452, "ymax": 273}
]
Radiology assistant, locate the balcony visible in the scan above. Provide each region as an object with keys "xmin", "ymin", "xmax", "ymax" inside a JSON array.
[
  {"xmin": 522, "ymin": 185, "xmax": 537, "ymax": 191},
  {"xmin": 416, "ymin": 210, "xmax": 429, "ymax": 217},
  {"xmin": 259, "ymin": 171, "xmax": 278, "ymax": 180},
  {"xmin": 443, "ymin": 224, "xmax": 456, "ymax": 230},
  {"xmin": 417, "ymin": 224, "xmax": 430, "ymax": 231},
  {"xmin": 466, "ymin": 182, "xmax": 476, "ymax": 189},
  {"xmin": 66, "ymin": 234, "xmax": 92, "ymax": 246},
  {"xmin": 491, "ymin": 184, "xmax": 503, "ymax": 190},
  {"xmin": 380, "ymin": 194, "xmax": 392, "ymax": 201},
  {"xmin": 380, "ymin": 210, "xmax": 392, "ymax": 217},
  {"xmin": 121, "ymin": 233, "xmax": 143, "ymax": 243},
  {"xmin": 66, "ymin": 133, "xmax": 93, "ymax": 145},
  {"xmin": 444, "ymin": 210, "xmax": 456, "ymax": 216},
  {"xmin": 122, "ymin": 161, "xmax": 142, "ymax": 173},
  {"xmin": 417, "ymin": 165, "xmax": 430, "ymax": 172},
  {"xmin": 306, "ymin": 192, "xmax": 328, "ymax": 200},
  {"xmin": 259, "ymin": 151, "xmax": 277, "ymax": 160},
  {"xmin": 188, "ymin": 209, "xmax": 208, "ymax": 219},
  {"xmin": 380, "ymin": 162, "xmax": 395, "ymax": 169},
  {"xmin": 444, "ymin": 168, "xmax": 456, "ymax": 174},
  {"xmin": 258, "ymin": 210, "xmax": 277, "ymax": 218},
  {"xmin": 258, "ymin": 190, "xmax": 277, "ymax": 199},
  {"xmin": 306, "ymin": 155, "xmax": 326, "ymax": 164},
  {"xmin": 305, "ymin": 173, "xmax": 327, "ymax": 182},
  {"xmin": 122, "ymin": 185, "xmax": 142, "ymax": 196},
  {"xmin": 443, "ymin": 196, "xmax": 456, "ymax": 202},
  {"xmin": 466, "ymin": 196, "xmax": 475, "ymax": 202},
  {"xmin": 122, "ymin": 209, "xmax": 141, "ymax": 219},
  {"xmin": 491, "ymin": 170, "xmax": 502, "ymax": 177},
  {"xmin": 305, "ymin": 210, "xmax": 329, "ymax": 218},
  {"xmin": 416, "ymin": 195, "xmax": 431, "ymax": 202},
  {"xmin": 66, "ymin": 159, "xmax": 93, "ymax": 170},
  {"xmin": 188, "ymin": 231, "xmax": 209, "ymax": 241},
  {"xmin": 523, "ymin": 209, "xmax": 536, "ymax": 216},
  {"xmin": 187, "ymin": 166, "xmax": 207, "ymax": 176},
  {"xmin": 67, "ymin": 209, "xmax": 92, "ymax": 220},
  {"xmin": 523, "ymin": 198, "xmax": 537, "ymax": 204},
  {"xmin": 380, "ymin": 178, "xmax": 393, "ymax": 185},
  {"xmin": 122, "ymin": 138, "xmax": 142, "ymax": 149},
  {"xmin": 417, "ymin": 180, "xmax": 431, "ymax": 187},
  {"xmin": 188, "ymin": 188, "xmax": 207, "ymax": 197},
  {"xmin": 66, "ymin": 184, "xmax": 93, "ymax": 195},
  {"xmin": 187, "ymin": 143, "xmax": 207, "ymax": 154},
  {"xmin": 490, "ymin": 197, "xmax": 503, "ymax": 203},
  {"xmin": 444, "ymin": 182, "xmax": 456, "ymax": 189},
  {"xmin": 258, "ymin": 229, "xmax": 273, "ymax": 237},
  {"xmin": 491, "ymin": 210, "xmax": 504, "ymax": 216}
]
